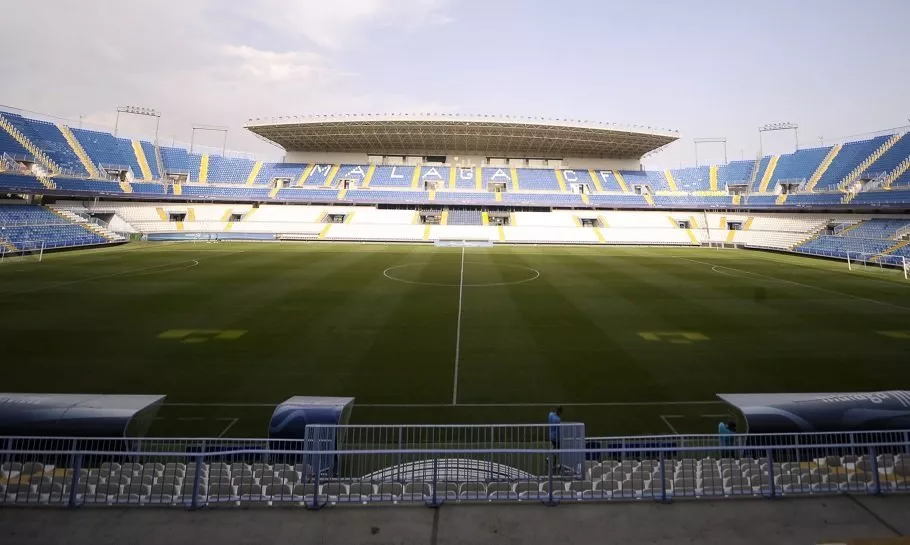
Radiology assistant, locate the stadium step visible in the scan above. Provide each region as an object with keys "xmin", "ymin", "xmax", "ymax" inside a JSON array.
[
  {"xmin": 589, "ymin": 170, "xmax": 605, "ymax": 192},
  {"xmin": 685, "ymin": 229, "xmax": 699, "ymax": 244},
  {"xmin": 198, "ymin": 154, "xmax": 209, "ymax": 183},
  {"xmin": 410, "ymin": 166, "xmax": 421, "ymax": 189},
  {"xmin": 361, "ymin": 164, "xmax": 377, "ymax": 188},
  {"xmin": 186, "ymin": 208, "xmax": 196, "ymax": 222},
  {"xmin": 50, "ymin": 207, "xmax": 121, "ymax": 241},
  {"xmin": 884, "ymin": 157, "xmax": 910, "ymax": 189},
  {"xmin": 428, "ymin": 189, "xmax": 436, "ymax": 201},
  {"xmin": 495, "ymin": 192, "xmax": 503, "ymax": 202},
  {"xmin": 422, "ymin": 225, "xmax": 431, "ymax": 240},
  {"xmin": 0, "ymin": 112, "xmax": 59, "ymax": 174},
  {"xmin": 317, "ymin": 224, "xmax": 332, "ymax": 240},
  {"xmin": 838, "ymin": 220, "xmax": 865, "ymax": 235},
  {"xmin": 742, "ymin": 216, "xmax": 755, "ymax": 230},
  {"xmin": 593, "ymin": 226, "xmax": 606, "ymax": 243},
  {"xmin": 58, "ymin": 124, "xmax": 99, "ymax": 178},
  {"xmin": 337, "ymin": 187, "xmax": 348, "ymax": 200},
  {"xmin": 581, "ymin": 193, "xmax": 590, "ymax": 205},
  {"xmin": 223, "ymin": 222, "xmax": 233, "ymax": 232},
  {"xmin": 269, "ymin": 186, "xmax": 281, "ymax": 198},
  {"xmin": 726, "ymin": 230, "xmax": 737, "ymax": 243},
  {"xmin": 838, "ymin": 133, "xmax": 902, "ymax": 191},
  {"xmin": 220, "ymin": 209, "xmax": 233, "ymax": 222},
  {"xmin": 731, "ymin": 194, "xmax": 742, "ymax": 205},
  {"xmin": 246, "ymin": 161, "xmax": 263, "ymax": 186},
  {"xmin": 554, "ymin": 170, "xmax": 568, "ymax": 191},
  {"xmin": 296, "ymin": 164, "xmax": 314, "ymax": 186},
  {"xmin": 643, "ymin": 193, "xmax": 654, "ymax": 206},
  {"xmin": 156, "ymin": 207, "xmax": 168, "ymax": 220},
  {"xmin": 882, "ymin": 240, "xmax": 910, "ymax": 256},
  {"xmin": 663, "ymin": 169, "xmax": 679, "ymax": 191},
  {"xmin": 131, "ymin": 140, "xmax": 153, "ymax": 180},
  {"xmin": 757, "ymin": 155, "xmax": 779, "ymax": 192},
  {"xmin": 322, "ymin": 164, "xmax": 340, "ymax": 187},
  {"xmin": 0, "ymin": 240, "xmax": 16, "ymax": 253},
  {"xmin": 510, "ymin": 212, "xmax": 517, "ymax": 226},
  {"xmin": 176, "ymin": 221, "xmax": 184, "ymax": 231},
  {"xmin": 475, "ymin": 167, "xmax": 483, "ymax": 190},
  {"xmin": 344, "ymin": 211, "xmax": 355, "ymax": 224},
  {"xmin": 775, "ymin": 194, "xmax": 788, "ymax": 205},
  {"xmin": 448, "ymin": 167, "xmax": 456, "ymax": 189},
  {"xmin": 440, "ymin": 210, "xmax": 449, "ymax": 225},
  {"xmin": 481, "ymin": 211, "xmax": 489, "ymax": 226},
  {"xmin": 806, "ymin": 143, "xmax": 842, "ymax": 191},
  {"xmin": 709, "ymin": 165, "xmax": 719, "ymax": 191},
  {"xmin": 510, "ymin": 167, "xmax": 520, "ymax": 191},
  {"xmin": 497, "ymin": 225, "xmax": 505, "ymax": 242},
  {"xmin": 119, "ymin": 181, "xmax": 133, "ymax": 194},
  {"xmin": 172, "ymin": 183, "xmax": 182, "ymax": 196},
  {"xmin": 599, "ymin": 215, "xmax": 610, "ymax": 228}
]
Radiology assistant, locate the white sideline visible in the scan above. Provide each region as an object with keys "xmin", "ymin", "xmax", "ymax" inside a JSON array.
[{"xmin": 452, "ymin": 245, "xmax": 465, "ymax": 405}]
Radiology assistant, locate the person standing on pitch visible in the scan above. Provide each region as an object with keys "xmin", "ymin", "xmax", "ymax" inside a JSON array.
[{"xmin": 548, "ymin": 406, "xmax": 563, "ymax": 470}]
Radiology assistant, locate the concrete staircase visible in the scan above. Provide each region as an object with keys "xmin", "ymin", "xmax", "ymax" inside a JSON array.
[
  {"xmin": 709, "ymin": 165, "xmax": 719, "ymax": 191},
  {"xmin": 49, "ymin": 207, "xmax": 125, "ymax": 241},
  {"xmin": 883, "ymin": 157, "xmax": 910, "ymax": 190},
  {"xmin": 198, "ymin": 154, "xmax": 209, "ymax": 183},
  {"xmin": 757, "ymin": 156, "xmax": 780, "ymax": 193},
  {"xmin": 0, "ymin": 112, "xmax": 59, "ymax": 174},
  {"xmin": 663, "ymin": 169, "xmax": 679, "ymax": 191},
  {"xmin": 246, "ymin": 161, "xmax": 263, "ymax": 186},
  {"xmin": 132, "ymin": 140, "xmax": 153, "ymax": 180},
  {"xmin": 58, "ymin": 124, "xmax": 99, "ymax": 178},
  {"xmin": 805, "ymin": 144, "xmax": 843, "ymax": 192}
]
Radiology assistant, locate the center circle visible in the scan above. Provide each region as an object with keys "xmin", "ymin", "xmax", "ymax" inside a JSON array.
[{"xmin": 383, "ymin": 261, "xmax": 540, "ymax": 287}]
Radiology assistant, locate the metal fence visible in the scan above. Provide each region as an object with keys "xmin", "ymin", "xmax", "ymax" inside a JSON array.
[{"xmin": 0, "ymin": 428, "xmax": 907, "ymax": 508}]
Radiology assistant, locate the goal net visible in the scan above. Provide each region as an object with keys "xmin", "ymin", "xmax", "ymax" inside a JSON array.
[
  {"xmin": 0, "ymin": 240, "xmax": 45, "ymax": 264},
  {"xmin": 846, "ymin": 252, "xmax": 908, "ymax": 279}
]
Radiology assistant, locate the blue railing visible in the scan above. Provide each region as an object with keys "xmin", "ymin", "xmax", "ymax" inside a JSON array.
[{"xmin": 0, "ymin": 429, "xmax": 907, "ymax": 508}]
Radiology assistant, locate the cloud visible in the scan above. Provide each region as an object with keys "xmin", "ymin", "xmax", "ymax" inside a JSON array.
[{"xmin": 219, "ymin": 45, "xmax": 353, "ymax": 84}]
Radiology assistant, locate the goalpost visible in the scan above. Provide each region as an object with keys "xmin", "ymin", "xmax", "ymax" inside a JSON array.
[
  {"xmin": 0, "ymin": 240, "xmax": 45, "ymax": 264},
  {"xmin": 847, "ymin": 251, "xmax": 908, "ymax": 280}
]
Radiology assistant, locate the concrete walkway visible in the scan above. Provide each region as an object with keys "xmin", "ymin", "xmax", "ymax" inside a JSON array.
[{"xmin": 1, "ymin": 495, "xmax": 909, "ymax": 545}]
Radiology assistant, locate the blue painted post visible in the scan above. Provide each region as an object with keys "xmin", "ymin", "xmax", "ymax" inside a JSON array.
[
  {"xmin": 766, "ymin": 448, "xmax": 776, "ymax": 499},
  {"xmin": 869, "ymin": 446, "xmax": 881, "ymax": 495},
  {"xmin": 659, "ymin": 449, "xmax": 668, "ymax": 503},
  {"xmin": 190, "ymin": 455, "xmax": 203, "ymax": 509},
  {"xmin": 68, "ymin": 452, "xmax": 82, "ymax": 508},
  {"xmin": 312, "ymin": 453, "xmax": 321, "ymax": 509}
]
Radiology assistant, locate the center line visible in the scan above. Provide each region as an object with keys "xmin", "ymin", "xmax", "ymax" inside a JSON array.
[{"xmin": 452, "ymin": 245, "xmax": 465, "ymax": 405}]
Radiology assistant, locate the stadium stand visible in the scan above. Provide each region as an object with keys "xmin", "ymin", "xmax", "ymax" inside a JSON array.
[
  {"xmin": 769, "ymin": 147, "xmax": 831, "ymax": 189},
  {"xmin": 206, "ymin": 156, "xmax": 255, "ymax": 184},
  {"xmin": 0, "ymin": 203, "xmax": 122, "ymax": 250},
  {"xmin": 0, "ymin": 125, "xmax": 31, "ymax": 157},
  {"xmin": 852, "ymin": 189, "xmax": 910, "ymax": 206},
  {"xmin": 436, "ymin": 192, "xmax": 495, "ymax": 205},
  {"xmin": 2, "ymin": 113, "xmax": 88, "ymax": 175},
  {"xmin": 160, "ymin": 147, "xmax": 201, "ymax": 180},
  {"xmin": 447, "ymin": 209, "xmax": 483, "ymax": 225},
  {"xmin": 813, "ymin": 136, "xmax": 890, "ymax": 190},
  {"xmin": 254, "ymin": 163, "xmax": 307, "ymax": 185},
  {"xmin": 716, "ymin": 160, "xmax": 754, "ymax": 188},
  {"xmin": 515, "ymin": 168, "xmax": 560, "ymax": 191},
  {"xmin": 53, "ymin": 178, "xmax": 125, "ymax": 194},
  {"xmin": 0, "ymin": 173, "xmax": 47, "ymax": 191},
  {"xmin": 140, "ymin": 141, "xmax": 161, "ymax": 179},
  {"xmin": 369, "ymin": 165, "xmax": 415, "ymax": 188},
  {"xmin": 71, "ymin": 128, "xmax": 142, "ymax": 176},
  {"xmin": 864, "ymin": 133, "xmax": 910, "ymax": 177},
  {"xmin": 669, "ymin": 166, "xmax": 710, "ymax": 192}
]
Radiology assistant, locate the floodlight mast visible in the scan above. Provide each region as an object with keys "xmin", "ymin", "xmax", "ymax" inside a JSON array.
[
  {"xmin": 694, "ymin": 137, "xmax": 727, "ymax": 166},
  {"xmin": 115, "ymin": 106, "xmax": 161, "ymax": 144},
  {"xmin": 758, "ymin": 122, "xmax": 799, "ymax": 157}
]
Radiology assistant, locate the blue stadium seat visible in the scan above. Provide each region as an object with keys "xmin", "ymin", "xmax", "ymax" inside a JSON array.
[
  {"xmin": 160, "ymin": 147, "xmax": 201, "ymax": 180},
  {"xmin": 669, "ymin": 167, "xmax": 710, "ymax": 192},
  {"xmin": 416, "ymin": 166, "xmax": 451, "ymax": 189},
  {"xmin": 619, "ymin": 170, "xmax": 668, "ymax": 191},
  {"xmin": 852, "ymin": 190, "xmax": 910, "ymax": 206},
  {"xmin": 0, "ymin": 125, "xmax": 30, "ymax": 157},
  {"xmin": 652, "ymin": 195, "xmax": 731, "ymax": 207},
  {"xmin": 53, "ymin": 177, "xmax": 124, "ymax": 194},
  {"xmin": 275, "ymin": 188, "xmax": 339, "ymax": 201},
  {"xmin": 255, "ymin": 163, "xmax": 307, "ymax": 185},
  {"xmin": 501, "ymin": 193, "xmax": 583, "ymax": 206},
  {"xmin": 0, "ymin": 204, "xmax": 108, "ymax": 249},
  {"xmin": 743, "ymin": 195, "xmax": 777, "ymax": 207},
  {"xmin": 345, "ymin": 190, "xmax": 428, "ymax": 204},
  {"xmin": 3, "ymin": 114, "xmax": 87, "ymax": 176},
  {"xmin": 515, "ymin": 169, "xmax": 560, "ymax": 191},
  {"xmin": 814, "ymin": 136, "xmax": 890, "ymax": 190},
  {"xmin": 587, "ymin": 194, "xmax": 648, "ymax": 206},
  {"xmin": 785, "ymin": 193, "xmax": 843, "ymax": 207},
  {"xmin": 140, "ymin": 141, "xmax": 161, "ymax": 179},
  {"xmin": 447, "ymin": 209, "xmax": 483, "ymax": 225},
  {"xmin": 0, "ymin": 173, "xmax": 45, "ymax": 191},
  {"xmin": 770, "ymin": 147, "xmax": 830, "ymax": 188},
  {"xmin": 370, "ymin": 165, "xmax": 415, "ymax": 188},
  {"xmin": 72, "ymin": 128, "xmax": 142, "ymax": 176},
  {"xmin": 716, "ymin": 161, "xmax": 754, "ymax": 189},
  {"xmin": 181, "ymin": 185, "xmax": 271, "ymax": 200},
  {"xmin": 864, "ymin": 133, "xmax": 910, "ymax": 177},
  {"xmin": 435, "ymin": 192, "xmax": 495, "ymax": 205},
  {"xmin": 206, "ymin": 156, "xmax": 255, "ymax": 184}
]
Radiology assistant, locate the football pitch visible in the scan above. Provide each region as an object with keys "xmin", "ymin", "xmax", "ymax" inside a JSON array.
[{"xmin": 2, "ymin": 241, "xmax": 909, "ymax": 438}]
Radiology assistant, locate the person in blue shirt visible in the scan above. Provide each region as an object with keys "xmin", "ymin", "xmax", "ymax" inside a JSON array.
[
  {"xmin": 548, "ymin": 406, "xmax": 563, "ymax": 449},
  {"xmin": 718, "ymin": 420, "xmax": 737, "ymax": 455}
]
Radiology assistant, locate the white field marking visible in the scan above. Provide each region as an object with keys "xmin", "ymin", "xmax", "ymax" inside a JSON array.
[
  {"xmin": 176, "ymin": 417, "xmax": 205, "ymax": 421},
  {"xmin": 452, "ymin": 246, "xmax": 465, "ymax": 405},
  {"xmin": 216, "ymin": 417, "xmax": 240, "ymax": 438},
  {"xmin": 660, "ymin": 415, "xmax": 683, "ymax": 434},
  {"xmin": 2, "ymin": 251, "xmax": 243, "ymax": 296},
  {"xmin": 163, "ymin": 400, "xmax": 725, "ymax": 408},
  {"xmin": 683, "ymin": 256, "xmax": 910, "ymax": 312},
  {"xmin": 711, "ymin": 265, "xmax": 738, "ymax": 277},
  {"xmin": 382, "ymin": 262, "xmax": 540, "ymax": 288}
]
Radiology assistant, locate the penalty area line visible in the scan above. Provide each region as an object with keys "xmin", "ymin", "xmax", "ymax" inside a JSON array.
[{"xmin": 451, "ymin": 245, "xmax": 465, "ymax": 406}]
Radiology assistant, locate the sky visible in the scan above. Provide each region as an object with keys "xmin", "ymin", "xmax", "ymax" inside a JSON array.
[{"xmin": 2, "ymin": 0, "xmax": 909, "ymax": 168}]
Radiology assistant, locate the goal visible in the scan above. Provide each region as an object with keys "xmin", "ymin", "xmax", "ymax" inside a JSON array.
[
  {"xmin": 0, "ymin": 240, "xmax": 45, "ymax": 264},
  {"xmin": 847, "ymin": 252, "xmax": 908, "ymax": 280}
]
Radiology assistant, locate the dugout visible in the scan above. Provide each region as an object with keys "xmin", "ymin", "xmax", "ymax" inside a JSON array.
[
  {"xmin": 0, "ymin": 393, "xmax": 165, "ymax": 438},
  {"xmin": 269, "ymin": 397, "xmax": 355, "ymax": 476}
]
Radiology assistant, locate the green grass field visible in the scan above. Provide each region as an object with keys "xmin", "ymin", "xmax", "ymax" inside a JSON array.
[{"xmin": 2, "ymin": 242, "xmax": 909, "ymax": 438}]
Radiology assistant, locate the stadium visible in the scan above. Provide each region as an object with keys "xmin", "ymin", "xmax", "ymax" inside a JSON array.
[{"xmin": 2, "ymin": 102, "xmax": 910, "ymax": 510}]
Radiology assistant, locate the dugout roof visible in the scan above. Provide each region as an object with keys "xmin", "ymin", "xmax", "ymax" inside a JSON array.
[
  {"xmin": 0, "ymin": 393, "xmax": 165, "ymax": 437},
  {"xmin": 245, "ymin": 114, "xmax": 679, "ymax": 159}
]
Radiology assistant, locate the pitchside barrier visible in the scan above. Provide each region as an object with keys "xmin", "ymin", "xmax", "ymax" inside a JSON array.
[
  {"xmin": 0, "ymin": 428, "xmax": 908, "ymax": 508},
  {"xmin": 435, "ymin": 239, "xmax": 494, "ymax": 247}
]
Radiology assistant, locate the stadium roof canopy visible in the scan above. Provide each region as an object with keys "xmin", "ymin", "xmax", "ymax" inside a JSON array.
[{"xmin": 245, "ymin": 114, "xmax": 679, "ymax": 159}]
